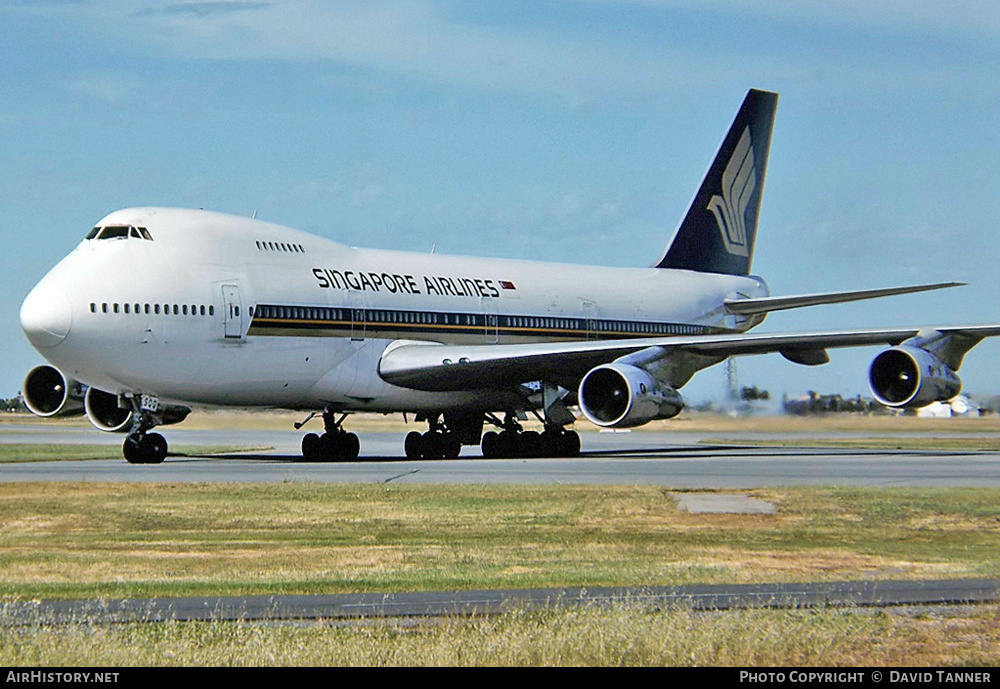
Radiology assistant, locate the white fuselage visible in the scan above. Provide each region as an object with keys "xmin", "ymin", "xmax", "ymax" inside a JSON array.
[{"xmin": 21, "ymin": 208, "xmax": 768, "ymax": 413}]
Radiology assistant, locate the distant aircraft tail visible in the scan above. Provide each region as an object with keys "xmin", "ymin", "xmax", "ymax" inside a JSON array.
[{"xmin": 655, "ymin": 88, "xmax": 778, "ymax": 275}]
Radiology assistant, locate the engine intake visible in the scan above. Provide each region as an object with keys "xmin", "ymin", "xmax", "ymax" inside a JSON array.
[
  {"xmin": 578, "ymin": 363, "xmax": 684, "ymax": 428},
  {"xmin": 869, "ymin": 346, "xmax": 961, "ymax": 408},
  {"xmin": 22, "ymin": 365, "xmax": 85, "ymax": 418},
  {"xmin": 84, "ymin": 387, "xmax": 132, "ymax": 432}
]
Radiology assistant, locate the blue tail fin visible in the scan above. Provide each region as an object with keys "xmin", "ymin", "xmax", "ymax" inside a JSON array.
[{"xmin": 655, "ymin": 89, "xmax": 778, "ymax": 275}]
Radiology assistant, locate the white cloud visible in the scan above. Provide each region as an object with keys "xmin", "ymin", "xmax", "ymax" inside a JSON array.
[
  {"xmin": 65, "ymin": 75, "xmax": 130, "ymax": 104},
  {"xmin": 12, "ymin": 1, "xmax": 997, "ymax": 104},
  {"xmin": 579, "ymin": 0, "xmax": 1000, "ymax": 37}
]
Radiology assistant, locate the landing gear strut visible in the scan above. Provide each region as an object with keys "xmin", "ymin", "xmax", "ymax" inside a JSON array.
[
  {"xmin": 300, "ymin": 409, "xmax": 360, "ymax": 462},
  {"xmin": 480, "ymin": 412, "xmax": 580, "ymax": 459}
]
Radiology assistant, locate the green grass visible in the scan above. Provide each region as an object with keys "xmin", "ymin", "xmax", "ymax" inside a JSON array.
[{"xmin": 1, "ymin": 483, "xmax": 999, "ymax": 600}]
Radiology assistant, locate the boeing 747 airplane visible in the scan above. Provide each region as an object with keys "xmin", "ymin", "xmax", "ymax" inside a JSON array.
[{"xmin": 19, "ymin": 89, "xmax": 1000, "ymax": 463}]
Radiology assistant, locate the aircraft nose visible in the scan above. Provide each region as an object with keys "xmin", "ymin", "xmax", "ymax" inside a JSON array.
[{"xmin": 20, "ymin": 281, "xmax": 73, "ymax": 349}]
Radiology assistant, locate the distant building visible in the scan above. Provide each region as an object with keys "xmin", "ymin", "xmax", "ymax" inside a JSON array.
[
  {"xmin": 916, "ymin": 395, "xmax": 977, "ymax": 418},
  {"xmin": 782, "ymin": 392, "xmax": 875, "ymax": 415}
]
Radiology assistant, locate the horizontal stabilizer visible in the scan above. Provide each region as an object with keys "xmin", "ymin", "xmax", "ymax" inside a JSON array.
[{"xmin": 724, "ymin": 282, "xmax": 963, "ymax": 316}]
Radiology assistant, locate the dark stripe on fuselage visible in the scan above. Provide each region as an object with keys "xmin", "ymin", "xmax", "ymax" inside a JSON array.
[{"xmin": 246, "ymin": 303, "xmax": 726, "ymax": 341}]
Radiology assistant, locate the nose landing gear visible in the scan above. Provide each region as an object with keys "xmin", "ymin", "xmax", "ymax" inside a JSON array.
[
  {"xmin": 122, "ymin": 395, "xmax": 172, "ymax": 464},
  {"xmin": 123, "ymin": 431, "xmax": 168, "ymax": 464}
]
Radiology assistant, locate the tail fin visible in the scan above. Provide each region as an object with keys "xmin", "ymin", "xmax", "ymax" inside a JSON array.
[{"xmin": 655, "ymin": 88, "xmax": 778, "ymax": 275}]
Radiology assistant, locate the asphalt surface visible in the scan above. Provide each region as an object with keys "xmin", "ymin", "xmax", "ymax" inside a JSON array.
[
  {"xmin": 4, "ymin": 579, "xmax": 999, "ymax": 626},
  {"xmin": 4, "ymin": 424, "xmax": 1000, "ymax": 487}
]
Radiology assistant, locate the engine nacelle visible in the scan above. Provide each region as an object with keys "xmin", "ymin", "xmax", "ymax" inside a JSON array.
[
  {"xmin": 84, "ymin": 388, "xmax": 192, "ymax": 433},
  {"xmin": 22, "ymin": 365, "xmax": 85, "ymax": 418},
  {"xmin": 869, "ymin": 346, "xmax": 962, "ymax": 408},
  {"xmin": 578, "ymin": 363, "xmax": 684, "ymax": 428},
  {"xmin": 84, "ymin": 387, "xmax": 132, "ymax": 432}
]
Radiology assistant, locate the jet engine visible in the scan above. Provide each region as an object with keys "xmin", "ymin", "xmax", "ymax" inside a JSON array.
[
  {"xmin": 84, "ymin": 387, "xmax": 132, "ymax": 432},
  {"xmin": 84, "ymin": 388, "xmax": 191, "ymax": 433},
  {"xmin": 578, "ymin": 363, "xmax": 684, "ymax": 428},
  {"xmin": 22, "ymin": 365, "xmax": 85, "ymax": 418},
  {"xmin": 868, "ymin": 346, "xmax": 961, "ymax": 408}
]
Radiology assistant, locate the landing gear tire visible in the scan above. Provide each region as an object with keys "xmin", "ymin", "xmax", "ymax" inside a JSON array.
[
  {"xmin": 123, "ymin": 432, "xmax": 168, "ymax": 464},
  {"xmin": 141, "ymin": 433, "xmax": 168, "ymax": 464},
  {"xmin": 404, "ymin": 431, "xmax": 423, "ymax": 459},
  {"xmin": 301, "ymin": 433, "xmax": 323, "ymax": 462},
  {"xmin": 520, "ymin": 430, "xmax": 542, "ymax": 458},
  {"xmin": 340, "ymin": 431, "xmax": 361, "ymax": 461},
  {"xmin": 558, "ymin": 430, "xmax": 581, "ymax": 457},
  {"xmin": 123, "ymin": 437, "xmax": 141, "ymax": 464},
  {"xmin": 299, "ymin": 408, "xmax": 361, "ymax": 462},
  {"xmin": 444, "ymin": 434, "xmax": 462, "ymax": 459},
  {"xmin": 481, "ymin": 431, "xmax": 500, "ymax": 459},
  {"xmin": 481, "ymin": 428, "xmax": 580, "ymax": 459},
  {"xmin": 301, "ymin": 431, "xmax": 360, "ymax": 462},
  {"xmin": 403, "ymin": 430, "xmax": 462, "ymax": 460}
]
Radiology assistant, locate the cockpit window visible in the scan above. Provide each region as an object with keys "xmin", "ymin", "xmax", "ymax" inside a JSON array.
[
  {"xmin": 97, "ymin": 225, "xmax": 130, "ymax": 239},
  {"xmin": 85, "ymin": 225, "xmax": 154, "ymax": 241}
]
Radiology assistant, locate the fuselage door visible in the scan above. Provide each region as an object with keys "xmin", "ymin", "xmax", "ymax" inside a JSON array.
[
  {"xmin": 582, "ymin": 300, "xmax": 599, "ymax": 339},
  {"xmin": 222, "ymin": 284, "xmax": 243, "ymax": 339},
  {"xmin": 482, "ymin": 297, "xmax": 499, "ymax": 344},
  {"xmin": 349, "ymin": 291, "xmax": 366, "ymax": 342}
]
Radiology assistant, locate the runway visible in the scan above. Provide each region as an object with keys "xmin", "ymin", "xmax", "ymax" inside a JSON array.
[{"xmin": 3, "ymin": 424, "xmax": 1000, "ymax": 488}]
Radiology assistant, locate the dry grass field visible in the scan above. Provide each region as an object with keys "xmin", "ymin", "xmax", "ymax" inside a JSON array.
[{"xmin": 3, "ymin": 409, "xmax": 1000, "ymax": 665}]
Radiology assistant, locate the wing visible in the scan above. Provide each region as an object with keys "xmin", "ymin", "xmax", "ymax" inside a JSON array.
[{"xmin": 378, "ymin": 324, "xmax": 1000, "ymax": 392}]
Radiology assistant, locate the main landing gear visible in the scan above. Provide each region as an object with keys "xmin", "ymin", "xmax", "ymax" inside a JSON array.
[
  {"xmin": 300, "ymin": 409, "xmax": 361, "ymax": 462},
  {"xmin": 401, "ymin": 410, "xmax": 581, "ymax": 460},
  {"xmin": 480, "ymin": 413, "xmax": 580, "ymax": 459},
  {"xmin": 403, "ymin": 414, "xmax": 463, "ymax": 459}
]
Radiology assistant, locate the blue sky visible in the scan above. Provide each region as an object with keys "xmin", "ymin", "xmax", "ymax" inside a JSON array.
[{"xmin": 3, "ymin": 1, "xmax": 999, "ymax": 405}]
